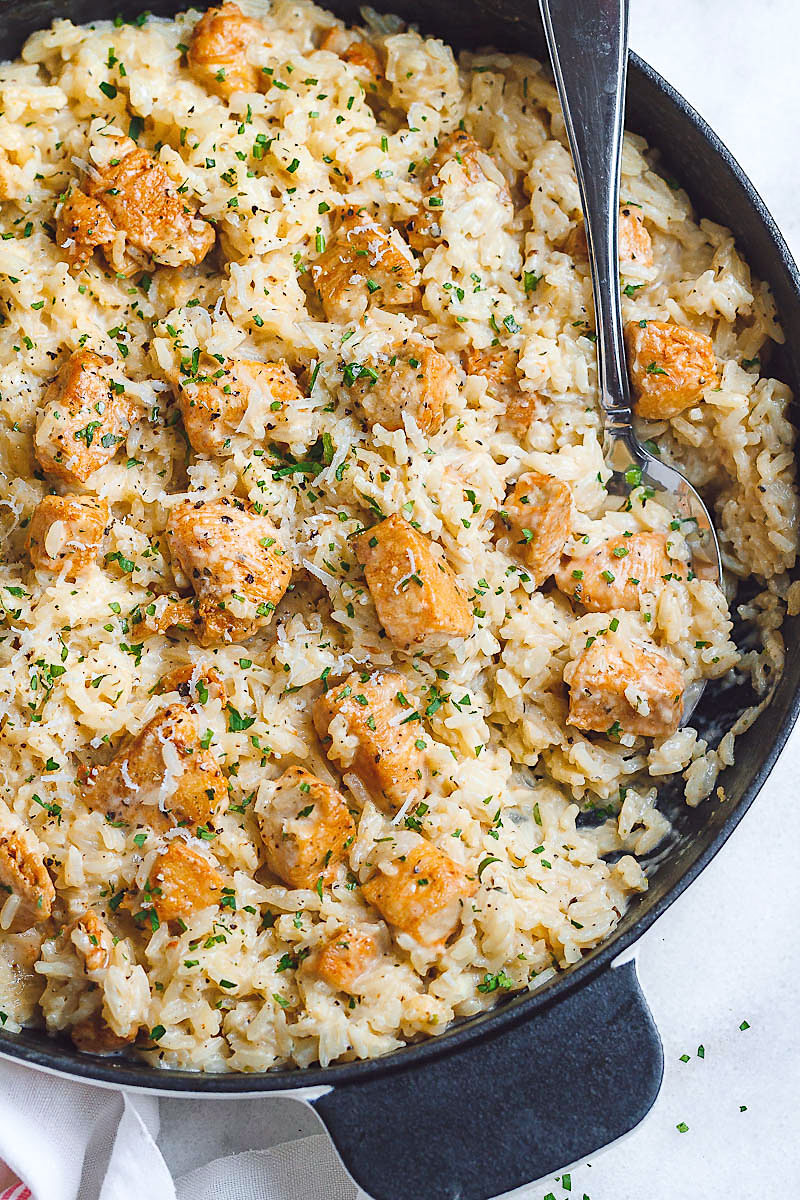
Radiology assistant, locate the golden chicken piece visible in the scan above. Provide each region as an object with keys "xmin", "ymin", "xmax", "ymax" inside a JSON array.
[
  {"xmin": 70, "ymin": 1014, "xmax": 132, "ymax": 1055},
  {"xmin": 178, "ymin": 358, "xmax": 303, "ymax": 455},
  {"xmin": 155, "ymin": 662, "xmax": 228, "ymax": 707},
  {"xmin": 503, "ymin": 390, "xmax": 542, "ymax": 430},
  {"xmin": 313, "ymin": 670, "xmax": 427, "ymax": 813},
  {"xmin": 132, "ymin": 595, "xmax": 197, "ymax": 642},
  {"xmin": 406, "ymin": 130, "xmax": 509, "ymax": 252},
  {"xmin": 354, "ymin": 514, "xmax": 472, "ymax": 649},
  {"xmin": 618, "ymin": 205, "xmax": 653, "ymax": 266},
  {"xmin": 27, "ymin": 495, "xmax": 109, "ymax": 578},
  {"xmin": 311, "ymin": 927, "xmax": 380, "ymax": 994},
  {"xmin": 625, "ymin": 319, "xmax": 718, "ymax": 419},
  {"xmin": 404, "ymin": 212, "xmax": 438, "ymax": 256},
  {"xmin": 256, "ymin": 767, "xmax": 355, "ymax": 890},
  {"xmin": 56, "ymin": 189, "xmax": 116, "ymax": 273},
  {"xmin": 165, "ymin": 497, "xmax": 292, "ymax": 646},
  {"xmin": 348, "ymin": 342, "xmax": 452, "ymax": 436},
  {"xmin": 464, "ymin": 345, "xmax": 517, "ymax": 397},
  {"xmin": 556, "ymin": 531, "xmax": 676, "ymax": 612},
  {"xmin": 34, "ymin": 351, "xmax": 136, "ymax": 485},
  {"xmin": 86, "ymin": 141, "xmax": 214, "ymax": 269},
  {"xmin": 362, "ymin": 840, "xmax": 476, "ymax": 947},
  {"xmin": 500, "ymin": 472, "xmax": 573, "ymax": 586},
  {"xmin": 84, "ymin": 703, "xmax": 227, "ymax": 831},
  {"xmin": 565, "ymin": 206, "xmax": 653, "ymax": 267},
  {"xmin": 0, "ymin": 814, "xmax": 55, "ymax": 934},
  {"xmin": 566, "ymin": 636, "xmax": 684, "ymax": 737},
  {"xmin": 319, "ymin": 27, "xmax": 382, "ymax": 80},
  {"xmin": 429, "ymin": 130, "xmax": 493, "ymax": 188},
  {"xmin": 187, "ymin": 2, "xmax": 265, "ymax": 98},
  {"xmin": 70, "ymin": 910, "xmax": 114, "ymax": 974},
  {"xmin": 463, "ymin": 345, "xmax": 539, "ymax": 430},
  {"xmin": 143, "ymin": 840, "xmax": 224, "ymax": 922},
  {"xmin": 310, "ymin": 209, "xmax": 416, "ymax": 323}
]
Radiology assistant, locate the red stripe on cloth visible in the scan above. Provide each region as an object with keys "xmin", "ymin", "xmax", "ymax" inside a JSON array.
[{"xmin": 0, "ymin": 1184, "xmax": 31, "ymax": 1200}]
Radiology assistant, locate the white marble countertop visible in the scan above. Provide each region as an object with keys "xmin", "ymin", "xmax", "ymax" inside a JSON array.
[{"xmin": 155, "ymin": 2, "xmax": 800, "ymax": 1196}]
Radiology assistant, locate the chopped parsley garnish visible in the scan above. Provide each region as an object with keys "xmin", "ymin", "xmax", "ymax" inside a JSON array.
[
  {"xmin": 227, "ymin": 705, "xmax": 256, "ymax": 732},
  {"xmin": 477, "ymin": 970, "xmax": 514, "ymax": 993}
]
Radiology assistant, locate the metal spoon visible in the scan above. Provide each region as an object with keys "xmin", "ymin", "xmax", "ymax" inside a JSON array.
[{"xmin": 538, "ymin": 0, "xmax": 722, "ymax": 723}]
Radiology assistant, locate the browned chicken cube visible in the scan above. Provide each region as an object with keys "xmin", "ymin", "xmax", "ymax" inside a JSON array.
[
  {"xmin": 313, "ymin": 670, "xmax": 427, "ymax": 813},
  {"xmin": 625, "ymin": 319, "xmax": 718, "ymax": 419},
  {"xmin": 256, "ymin": 767, "xmax": 355, "ymax": 890},
  {"xmin": 70, "ymin": 910, "xmax": 114, "ymax": 974},
  {"xmin": 156, "ymin": 662, "xmax": 228, "ymax": 706},
  {"xmin": 179, "ymin": 358, "xmax": 303, "ymax": 455},
  {"xmin": 27, "ymin": 495, "xmax": 108, "ymax": 578},
  {"xmin": 428, "ymin": 130, "xmax": 495, "ymax": 189},
  {"xmin": 340, "ymin": 41, "xmax": 382, "ymax": 77},
  {"xmin": 348, "ymin": 342, "xmax": 452, "ymax": 436},
  {"xmin": 187, "ymin": 3, "xmax": 265, "ymax": 98},
  {"xmin": 501, "ymin": 472, "xmax": 573, "ymax": 586},
  {"xmin": 165, "ymin": 496, "xmax": 292, "ymax": 646},
  {"xmin": 463, "ymin": 345, "xmax": 539, "ymax": 430},
  {"xmin": 565, "ymin": 206, "xmax": 653, "ymax": 267},
  {"xmin": 362, "ymin": 840, "xmax": 476, "ymax": 947},
  {"xmin": 56, "ymin": 189, "xmax": 116, "ymax": 273},
  {"xmin": 0, "ymin": 814, "xmax": 55, "ymax": 933},
  {"xmin": 503, "ymin": 391, "xmax": 542, "ymax": 429},
  {"xmin": 556, "ymin": 531, "xmax": 675, "ymax": 612},
  {"xmin": 405, "ymin": 210, "xmax": 439, "ymax": 255},
  {"xmin": 567, "ymin": 636, "xmax": 684, "ymax": 737},
  {"xmin": 144, "ymin": 840, "xmax": 224, "ymax": 922},
  {"xmin": 310, "ymin": 209, "xmax": 416, "ymax": 323},
  {"xmin": 70, "ymin": 1014, "xmax": 132, "ymax": 1055},
  {"xmin": 34, "ymin": 351, "xmax": 136, "ymax": 485},
  {"xmin": 311, "ymin": 927, "xmax": 380, "ymax": 994},
  {"xmin": 618, "ymin": 205, "xmax": 653, "ymax": 266},
  {"xmin": 319, "ymin": 27, "xmax": 382, "ymax": 80},
  {"xmin": 464, "ymin": 345, "xmax": 517, "ymax": 398},
  {"xmin": 85, "ymin": 702, "xmax": 227, "ymax": 830},
  {"xmin": 86, "ymin": 142, "xmax": 214, "ymax": 269},
  {"xmin": 407, "ymin": 130, "xmax": 508, "ymax": 251},
  {"xmin": 134, "ymin": 596, "xmax": 197, "ymax": 641},
  {"xmin": 354, "ymin": 514, "xmax": 472, "ymax": 649}
]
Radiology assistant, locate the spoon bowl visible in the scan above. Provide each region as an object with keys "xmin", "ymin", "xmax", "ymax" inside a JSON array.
[{"xmin": 604, "ymin": 425, "xmax": 723, "ymax": 723}]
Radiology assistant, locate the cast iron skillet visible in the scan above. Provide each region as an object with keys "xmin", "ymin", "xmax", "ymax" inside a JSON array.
[{"xmin": 0, "ymin": 1, "xmax": 798, "ymax": 1197}]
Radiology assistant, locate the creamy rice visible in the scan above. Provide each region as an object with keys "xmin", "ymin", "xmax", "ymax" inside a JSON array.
[{"xmin": 0, "ymin": 1, "xmax": 795, "ymax": 1071}]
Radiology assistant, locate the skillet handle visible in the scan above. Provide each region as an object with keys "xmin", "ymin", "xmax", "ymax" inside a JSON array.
[{"xmin": 310, "ymin": 959, "xmax": 662, "ymax": 1200}]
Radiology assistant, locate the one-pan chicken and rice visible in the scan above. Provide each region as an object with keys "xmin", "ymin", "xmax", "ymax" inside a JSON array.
[{"xmin": 0, "ymin": 2, "xmax": 795, "ymax": 1071}]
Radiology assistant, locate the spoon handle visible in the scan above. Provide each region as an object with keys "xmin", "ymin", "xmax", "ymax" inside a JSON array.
[{"xmin": 539, "ymin": 0, "xmax": 632, "ymax": 431}]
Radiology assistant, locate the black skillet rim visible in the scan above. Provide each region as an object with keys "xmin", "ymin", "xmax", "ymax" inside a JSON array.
[{"xmin": 1, "ymin": 44, "xmax": 799, "ymax": 1093}]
